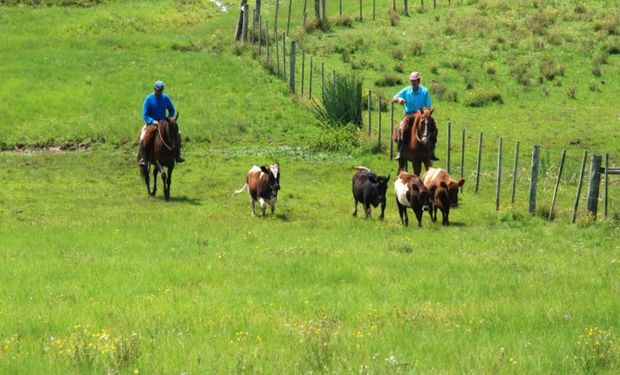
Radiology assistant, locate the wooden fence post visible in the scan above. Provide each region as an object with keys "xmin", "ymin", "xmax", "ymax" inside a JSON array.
[
  {"xmin": 289, "ymin": 40, "xmax": 296, "ymax": 92},
  {"xmin": 548, "ymin": 149, "xmax": 566, "ymax": 221},
  {"xmin": 332, "ymin": 69, "xmax": 336, "ymax": 93},
  {"xmin": 604, "ymin": 153, "xmax": 609, "ymax": 219},
  {"xmin": 259, "ymin": 17, "xmax": 263, "ymax": 55},
  {"xmin": 393, "ymin": 0, "xmax": 396, "ymax": 12},
  {"xmin": 433, "ymin": 0, "xmax": 436, "ymax": 9},
  {"xmin": 301, "ymin": 49, "xmax": 305, "ymax": 94},
  {"xmin": 390, "ymin": 103, "xmax": 394, "ymax": 160},
  {"xmin": 321, "ymin": 62, "xmax": 325, "ymax": 97},
  {"xmin": 340, "ymin": 0, "xmax": 343, "ymax": 16},
  {"xmin": 572, "ymin": 151, "xmax": 588, "ymax": 223},
  {"xmin": 404, "ymin": 0, "xmax": 409, "ymax": 16},
  {"xmin": 586, "ymin": 154, "xmax": 602, "ymax": 219},
  {"xmin": 511, "ymin": 141, "xmax": 519, "ymax": 204},
  {"xmin": 287, "ymin": 0, "xmax": 292, "ymax": 35},
  {"xmin": 373, "ymin": 0, "xmax": 376, "ymax": 20},
  {"xmin": 314, "ymin": 0, "xmax": 320, "ymax": 20},
  {"xmin": 529, "ymin": 145, "xmax": 540, "ymax": 215},
  {"xmin": 275, "ymin": 29, "xmax": 280, "ymax": 74},
  {"xmin": 308, "ymin": 56, "xmax": 313, "ymax": 99},
  {"xmin": 496, "ymin": 137, "xmax": 502, "ymax": 211},
  {"xmin": 367, "ymin": 90, "xmax": 372, "ymax": 136},
  {"xmin": 360, "ymin": 0, "xmax": 363, "ymax": 21},
  {"xmin": 321, "ymin": 0, "xmax": 326, "ymax": 21},
  {"xmin": 460, "ymin": 128, "xmax": 465, "ymax": 192},
  {"xmin": 303, "ymin": 0, "xmax": 308, "ymax": 26},
  {"xmin": 274, "ymin": 0, "xmax": 280, "ymax": 35},
  {"xmin": 242, "ymin": 3, "xmax": 249, "ymax": 41},
  {"xmin": 254, "ymin": 0, "xmax": 261, "ymax": 26},
  {"xmin": 475, "ymin": 132, "xmax": 482, "ymax": 193},
  {"xmin": 264, "ymin": 19, "xmax": 269, "ymax": 59},
  {"xmin": 446, "ymin": 120, "xmax": 451, "ymax": 174},
  {"xmin": 282, "ymin": 34, "xmax": 287, "ymax": 80}
]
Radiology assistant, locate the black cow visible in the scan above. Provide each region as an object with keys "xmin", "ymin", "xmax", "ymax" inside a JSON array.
[{"xmin": 352, "ymin": 166, "xmax": 390, "ymax": 220}]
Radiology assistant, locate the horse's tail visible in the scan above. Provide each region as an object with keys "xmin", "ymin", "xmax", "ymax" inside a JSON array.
[{"xmin": 233, "ymin": 183, "xmax": 248, "ymax": 196}]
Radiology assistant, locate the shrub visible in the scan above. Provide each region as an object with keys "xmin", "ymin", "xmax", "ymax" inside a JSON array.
[
  {"xmin": 589, "ymin": 80, "xmax": 599, "ymax": 92},
  {"xmin": 539, "ymin": 57, "xmax": 564, "ymax": 81},
  {"xmin": 464, "ymin": 88, "xmax": 503, "ymax": 107},
  {"xmin": 312, "ymin": 71, "xmax": 363, "ymax": 128},
  {"xmin": 394, "ymin": 64, "xmax": 404, "ymax": 73},
  {"xmin": 332, "ymin": 15, "xmax": 353, "ymax": 28},
  {"xmin": 310, "ymin": 124, "xmax": 359, "ymax": 152},
  {"xmin": 375, "ymin": 74, "xmax": 402, "ymax": 87},
  {"xmin": 593, "ymin": 51, "xmax": 609, "ymax": 65},
  {"xmin": 592, "ymin": 64, "xmax": 602, "ymax": 77},
  {"xmin": 429, "ymin": 80, "xmax": 447, "ymax": 100},
  {"xmin": 392, "ymin": 48, "xmax": 404, "ymax": 61},
  {"xmin": 388, "ymin": 8, "xmax": 400, "ymax": 27},
  {"xmin": 594, "ymin": 16, "xmax": 619, "ymax": 35},
  {"xmin": 509, "ymin": 61, "xmax": 533, "ymax": 87},
  {"xmin": 411, "ymin": 40, "xmax": 424, "ymax": 56},
  {"xmin": 430, "ymin": 63, "xmax": 439, "ymax": 74},
  {"xmin": 483, "ymin": 61, "xmax": 497, "ymax": 75},
  {"xmin": 567, "ymin": 86, "xmax": 577, "ymax": 99}
]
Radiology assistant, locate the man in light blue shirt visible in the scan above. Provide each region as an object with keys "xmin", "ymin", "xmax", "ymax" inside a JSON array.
[
  {"xmin": 392, "ymin": 71, "xmax": 438, "ymax": 161},
  {"xmin": 138, "ymin": 80, "xmax": 184, "ymax": 165}
]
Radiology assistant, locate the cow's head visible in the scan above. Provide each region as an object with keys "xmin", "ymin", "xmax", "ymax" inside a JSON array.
[
  {"xmin": 410, "ymin": 181, "xmax": 433, "ymax": 211},
  {"xmin": 447, "ymin": 178, "xmax": 465, "ymax": 207},
  {"xmin": 369, "ymin": 174, "xmax": 390, "ymax": 203},
  {"xmin": 260, "ymin": 163, "xmax": 280, "ymax": 197}
]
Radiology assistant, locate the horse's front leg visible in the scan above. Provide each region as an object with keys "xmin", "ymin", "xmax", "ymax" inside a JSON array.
[
  {"xmin": 164, "ymin": 165, "xmax": 173, "ymax": 201},
  {"xmin": 152, "ymin": 165, "xmax": 158, "ymax": 197},
  {"xmin": 142, "ymin": 163, "xmax": 152, "ymax": 196},
  {"xmin": 413, "ymin": 161, "xmax": 422, "ymax": 177},
  {"xmin": 155, "ymin": 161, "xmax": 167, "ymax": 199}
]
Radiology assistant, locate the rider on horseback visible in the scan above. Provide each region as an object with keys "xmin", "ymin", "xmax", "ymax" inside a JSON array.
[
  {"xmin": 137, "ymin": 80, "xmax": 185, "ymax": 165},
  {"xmin": 391, "ymin": 71, "xmax": 439, "ymax": 162}
]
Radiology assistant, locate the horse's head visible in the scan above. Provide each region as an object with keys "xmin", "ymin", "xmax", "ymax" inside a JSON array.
[
  {"xmin": 164, "ymin": 112, "xmax": 180, "ymax": 150},
  {"xmin": 414, "ymin": 108, "xmax": 434, "ymax": 145}
]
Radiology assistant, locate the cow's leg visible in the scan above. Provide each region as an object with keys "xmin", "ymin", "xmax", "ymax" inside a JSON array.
[
  {"xmin": 414, "ymin": 207, "xmax": 423, "ymax": 227},
  {"xmin": 432, "ymin": 206, "xmax": 438, "ymax": 223},
  {"xmin": 442, "ymin": 209, "xmax": 450, "ymax": 226},
  {"xmin": 250, "ymin": 196, "xmax": 256, "ymax": 217},
  {"xmin": 270, "ymin": 198, "xmax": 276, "ymax": 214},
  {"xmin": 396, "ymin": 199, "xmax": 408, "ymax": 226},
  {"xmin": 363, "ymin": 203, "xmax": 371, "ymax": 219},
  {"xmin": 413, "ymin": 160, "xmax": 422, "ymax": 177},
  {"xmin": 353, "ymin": 199, "xmax": 358, "ymax": 216},
  {"xmin": 379, "ymin": 201, "xmax": 386, "ymax": 220},
  {"xmin": 259, "ymin": 198, "xmax": 267, "ymax": 217}
]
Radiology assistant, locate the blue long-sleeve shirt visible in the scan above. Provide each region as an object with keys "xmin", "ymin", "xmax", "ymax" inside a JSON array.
[
  {"xmin": 394, "ymin": 85, "xmax": 432, "ymax": 115},
  {"xmin": 142, "ymin": 93, "xmax": 175, "ymax": 125}
]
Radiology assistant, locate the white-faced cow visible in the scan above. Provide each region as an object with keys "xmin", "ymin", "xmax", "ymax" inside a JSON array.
[
  {"xmin": 394, "ymin": 171, "xmax": 433, "ymax": 227},
  {"xmin": 422, "ymin": 167, "xmax": 465, "ymax": 225},
  {"xmin": 234, "ymin": 163, "xmax": 280, "ymax": 217},
  {"xmin": 352, "ymin": 166, "xmax": 390, "ymax": 220}
]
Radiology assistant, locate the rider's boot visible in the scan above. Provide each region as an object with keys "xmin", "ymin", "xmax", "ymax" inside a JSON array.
[{"xmin": 395, "ymin": 135, "xmax": 403, "ymax": 161}]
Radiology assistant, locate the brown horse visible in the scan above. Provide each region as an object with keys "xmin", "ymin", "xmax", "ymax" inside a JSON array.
[
  {"xmin": 139, "ymin": 113, "xmax": 180, "ymax": 201},
  {"xmin": 393, "ymin": 108, "xmax": 436, "ymax": 176}
]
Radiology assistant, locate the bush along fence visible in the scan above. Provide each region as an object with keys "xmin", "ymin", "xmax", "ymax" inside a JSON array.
[{"xmin": 233, "ymin": 1, "xmax": 618, "ymax": 223}]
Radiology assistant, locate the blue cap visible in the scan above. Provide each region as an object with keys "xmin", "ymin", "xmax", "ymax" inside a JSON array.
[{"xmin": 154, "ymin": 80, "xmax": 164, "ymax": 90}]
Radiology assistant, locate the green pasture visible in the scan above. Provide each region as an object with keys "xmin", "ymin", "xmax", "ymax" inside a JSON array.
[{"xmin": 1, "ymin": 0, "xmax": 619, "ymax": 373}]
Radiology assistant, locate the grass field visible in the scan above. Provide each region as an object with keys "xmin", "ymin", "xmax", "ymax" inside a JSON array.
[{"xmin": 1, "ymin": 0, "xmax": 619, "ymax": 373}]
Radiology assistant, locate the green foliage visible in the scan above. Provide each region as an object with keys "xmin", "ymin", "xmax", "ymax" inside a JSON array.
[
  {"xmin": 539, "ymin": 57, "xmax": 565, "ymax": 81},
  {"xmin": 375, "ymin": 74, "xmax": 402, "ymax": 87},
  {"xmin": 464, "ymin": 88, "xmax": 503, "ymax": 107},
  {"xmin": 576, "ymin": 327, "xmax": 619, "ymax": 371},
  {"xmin": 309, "ymin": 124, "xmax": 358, "ymax": 152},
  {"xmin": 312, "ymin": 71, "xmax": 363, "ymax": 128}
]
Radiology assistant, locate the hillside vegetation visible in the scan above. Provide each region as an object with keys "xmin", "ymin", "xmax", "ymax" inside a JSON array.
[{"xmin": 1, "ymin": 0, "xmax": 619, "ymax": 373}]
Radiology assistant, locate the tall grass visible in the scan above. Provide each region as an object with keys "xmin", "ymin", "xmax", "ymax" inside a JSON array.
[{"xmin": 312, "ymin": 71, "xmax": 363, "ymax": 128}]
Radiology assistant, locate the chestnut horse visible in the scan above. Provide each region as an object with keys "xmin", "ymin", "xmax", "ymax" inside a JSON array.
[
  {"xmin": 393, "ymin": 108, "xmax": 436, "ymax": 176},
  {"xmin": 139, "ymin": 113, "xmax": 180, "ymax": 201}
]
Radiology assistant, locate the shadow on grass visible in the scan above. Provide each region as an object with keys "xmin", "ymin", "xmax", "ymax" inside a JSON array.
[{"xmin": 168, "ymin": 195, "xmax": 202, "ymax": 205}]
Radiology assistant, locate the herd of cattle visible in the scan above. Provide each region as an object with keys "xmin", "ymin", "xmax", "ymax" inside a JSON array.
[{"xmin": 233, "ymin": 162, "xmax": 465, "ymax": 226}]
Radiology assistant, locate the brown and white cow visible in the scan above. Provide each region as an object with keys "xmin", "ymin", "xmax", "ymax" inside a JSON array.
[
  {"xmin": 233, "ymin": 163, "xmax": 280, "ymax": 217},
  {"xmin": 422, "ymin": 167, "xmax": 464, "ymax": 225},
  {"xmin": 394, "ymin": 171, "xmax": 433, "ymax": 227},
  {"xmin": 352, "ymin": 166, "xmax": 390, "ymax": 220}
]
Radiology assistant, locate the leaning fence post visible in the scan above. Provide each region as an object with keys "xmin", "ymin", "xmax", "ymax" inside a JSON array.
[
  {"xmin": 373, "ymin": 0, "xmax": 376, "ymax": 20},
  {"xmin": 390, "ymin": 103, "xmax": 394, "ymax": 160},
  {"xmin": 572, "ymin": 151, "xmax": 588, "ymax": 223},
  {"xmin": 446, "ymin": 120, "xmax": 451, "ymax": 174},
  {"xmin": 475, "ymin": 132, "xmax": 482, "ymax": 193},
  {"xmin": 289, "ymin": 40, "xmax": 296, "ymax": 92},
  {"xmin": 242, "ymin": 3, "xmax": 249, "ymax": 42},
  {"xmin": 367, "ymin": 90, "xmax": 372, "ymax": 136},
  {"xmin": 321, "ymin": 62, "xmax": 325, "ymax": 97},
  {"xmin": 282, "ymin": 34, "xmax": 287, "ymax": 80},
  {"xmin": 308, "ymin": 56, "xmax": 313, "ymax": 99},
  {"xmin": 604, "ymin": 153, "xmax": 609, "ymax": 220},
  {"xmin": 460, "ymin": 128, "xmax": 465, "ymax": 192},
  {"xmin": 549, "ymin": 149, "xmax": 566, "ymax": 221},
  {"xmin": 340, "ymin": 0, "xmax": 343, "ymax": 16},
  {"xmin": 496, "ymin": 137, "xmax": 502, "ymax": 211},
  {"xmin": 301, "ymin": 49, "xmax": 305, "ymax": 95},
  {"xmin": 259, "ymin": 17, "xmax": 263, "ymax": 55},
  {"xmin": 274, "ymin": 0, "xmax": 280, "ymax": 36},
  {"xmin": 287, "ymin": 0, "xmax": 292, "ymax": 35},
  {"xmin": 404, "ymin": 0, "xmax": 409, "ymax": 16},
  {"xmin": 511, "ymin": 141, "xmax": 519, "ymax": 204},
  {"xmin": 529, "ymin": 145, "xmax": 540, "ymax": 215},
  {"xmin": 359, "ymin": 0, "xmax": 363, "ymax": 21},
  {"xmin": 275, "ymin": 29, "xmax": 280, "ymax": 74},
  {"xmin": 586, "ymin": 153, "xmax": 602, "ymax": 219},
  {"xmin": 378, "ymin": 96, "xmax": 382, "ymax": 147},
  {"xmin": 303, "ymin": 0, "xmax": 308, "ymax": 26}
]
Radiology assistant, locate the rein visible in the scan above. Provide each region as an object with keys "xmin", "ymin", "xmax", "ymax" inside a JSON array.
[
  {"xmin": 157, "ymin": 122, "xmax": 173, "ymax": 152},
  {"xmin": 414, "ymin": 116, "xmax": 428, "ymax": 144}
]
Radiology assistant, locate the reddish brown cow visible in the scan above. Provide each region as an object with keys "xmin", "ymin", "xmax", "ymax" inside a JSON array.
[
  {"xmin": 394, "ymin": 171, "xmax": 433, "ymax": 227},
  {"xmin": 234, "ymin": 163, "xmax": 280, "ymax": 217},
  {"xmin": 422, "ymin": 167, "xmax": 465, "ymax": 225}
]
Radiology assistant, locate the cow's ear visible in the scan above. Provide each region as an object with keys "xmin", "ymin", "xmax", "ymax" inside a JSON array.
[
  {"xmin": 457, "ymin": 178, "xmax": 465, "ymax": 187},
  {"xmin": 368, "ymin": 175, "xmax": 377, "ymax": 183},
  {"xmin": 260, "ymin": 166, "xmax": 270, "ymax": 174},
  {"xmin": 411, "ymin": 183, "xmax": 419, "ymax": 192}
]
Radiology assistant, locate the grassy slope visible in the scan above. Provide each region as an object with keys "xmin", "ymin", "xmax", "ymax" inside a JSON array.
[{"xmin": 1, "ymin": 0, "xmax": 619, "ymax": 373}]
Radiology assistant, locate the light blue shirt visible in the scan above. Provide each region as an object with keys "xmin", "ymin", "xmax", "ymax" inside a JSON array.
[
  {"xmin": 142, "ymin": 93, "xmax": 175, "ymax": 125},
  {"xmin": 394, "ymin": 85, "xmax": 432, "ymax": 114}
]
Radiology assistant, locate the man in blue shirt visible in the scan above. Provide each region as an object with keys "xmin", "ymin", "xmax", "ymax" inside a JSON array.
[
  {"xmin": 392, "ymin": 71, "xmax": 438, "ymax": 161},
  {"xmin": 138, "ymin": 80, "xmax": 184, "ymax": 165}
]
